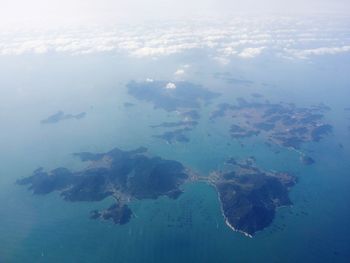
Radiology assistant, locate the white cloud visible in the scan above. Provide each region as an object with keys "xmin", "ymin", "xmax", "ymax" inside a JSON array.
[
  {"xmin": 220, "ymin": 46, "xmax": 238, "ymax": 56},
  {"xmin": 0, "ymin": 15, "xmax": 349, "ymax": 61},
  {"xmin": 174, "ymin": 69, "xmax": 185, "ymax": 76},
  {"xmin": 238, "ymin": 47, "xmax": 265, "ymax": 58},
  {"xmin": 212, "ymin": 56, "xmax": 230, "ymax": 65},
  {"xmin": 285, "ymin": 45, "xmax": 350, "ymax": 59},
  {"xmin": 165, "ymin": 82, "xmax": 176, "ymax": 89},
  {"xmin": 146, "ymin": 78, "xmax": 154, "ymax": 82},
  {"xmin": 174, "ymin": 64, "xmax": 190, "ymax": 76}
]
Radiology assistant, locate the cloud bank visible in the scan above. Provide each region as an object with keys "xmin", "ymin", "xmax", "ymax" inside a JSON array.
[{"xmin": 0, "ymin": 15, "xmax": 349, "ymax": 62}]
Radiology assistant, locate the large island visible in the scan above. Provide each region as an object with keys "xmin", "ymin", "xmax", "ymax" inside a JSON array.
[
  {"xmin": 17, "ymin": 147, "xmax": 193, "ymax": 224},
  {"xmin": 208, "ymin": 158, "xmax": 296, "ymax": 237},
  {"xmin": 17, "ymin": 146, "xmax": 296, "ymax": 237},
  {"xmin": 211, "ymin": 99, "xmax": 332, "ymax": 149}
]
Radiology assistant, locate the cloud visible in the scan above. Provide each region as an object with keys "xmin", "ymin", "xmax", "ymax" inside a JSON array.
[
  {"xmin": 165, "ymin": 82, "xmax": 176, "ymax": 89},
  {"xmin": 0, "ymin": 15, "xmax": 349, "ymax": 61},
  {"xmin": 238, "ymin": 47, "xmax": 265, "ymax": 58},
  {"xmin": 212, "ymin": 56, "xmax": 230, "ymax": 65},
  {"xmin": 174, "ymin": 64, "xmax": 191, "ymax": 76},
  {"xmin": 220, "ymin": 46, "xmax": 238, "ymax": 56},
  {"xmin": 130, "ymin": 42, "xmax": 199, "ymax": 58},
  {"xmin": 174, "ymin": 69, "xmax": 185, "ymax": 76},
  {"xmin": 285, "ymin": 45, "xmax": 350, "ymax": 59}
]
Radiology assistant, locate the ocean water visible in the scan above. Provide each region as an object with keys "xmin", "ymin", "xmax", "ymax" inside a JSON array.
[{"xmin": 0, "ymin": 52, "xmax": 349, "ymax": 262}]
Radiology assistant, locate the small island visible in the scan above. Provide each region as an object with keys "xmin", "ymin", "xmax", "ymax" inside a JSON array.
[
  {"xmin": 17, "ymin": 147, "xmax": 193, "ymax": 225},
  {"xmin": 128, "ymin": 80, "xmax": 219, "ymax": 143},
  {"xmin": 127, "ymin": 80, "xmax": 219, "ymax": 112},
  {"xmin": 300, "ymin": 155, "xmax": 315, "ymax": 165},
  {"xmin": 151, "ymin": 120, "xmax": 198, "ymax": 144},
  {"xmin": 153, "ymin": 127, "xmax": 192, "ymax": 144},
  {"xmin": 41, "ymin": 111, "xmax": 86, "ymax": 124}
]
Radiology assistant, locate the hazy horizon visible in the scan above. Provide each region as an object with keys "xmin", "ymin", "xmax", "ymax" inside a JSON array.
[{"xmin": 1, "ymin": 0, "xmax": 350, "ymax": 29}]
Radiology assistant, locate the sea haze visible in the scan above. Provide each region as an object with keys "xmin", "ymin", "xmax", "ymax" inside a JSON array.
[{"xmin": 0, "ymin": 15, "xmax": 350, "ymax": 263}]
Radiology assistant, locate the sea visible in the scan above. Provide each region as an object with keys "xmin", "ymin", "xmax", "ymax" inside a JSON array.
[{"xmin": 0, "ymin": 50, "xmax": 349, "ymax": 262}]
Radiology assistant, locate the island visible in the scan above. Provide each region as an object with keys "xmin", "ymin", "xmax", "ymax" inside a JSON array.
[
  {"xmin": 150, "ymin": 120, "xmax": 198, "ymax": 144},
  {"xmin": 21, "ymin": 93, "xmax": 320, "ymax": 237},
  {"xmin": 41, "ymin": 111, "xmax": 86, "ymax": 124},
  {"xmin": 127, "ymin": 80, "xmax": 219, "ymax": 143},
  {"xmin": 17, "ymin": 146, "xmax": 299, "ymax": 237},
  {"xmin": 127, "ymin": 80, "xmax": 219, "ymax": 112},
  {"xmin": 210, "ymin": 99, "xmax": 332, "ymax": 150},
  {"xmin": 300, "ymin": 155, "xmax": 315, "ymax": 165},
  {"xmin": 153, "ymin": 127, "xmax": 192, "ymax": 144},
  {"xmin": 17, "ymin": 147, "xmax": 194, "ymax": 225},
  {"xmin": 206, "ymin": 158, "xmax": 296, "ymax": 237}
]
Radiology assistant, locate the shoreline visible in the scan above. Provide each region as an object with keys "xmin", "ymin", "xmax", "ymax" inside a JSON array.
[{"xmin": 212, "ymin": 183, "xmax": 253, "ymax": 238}]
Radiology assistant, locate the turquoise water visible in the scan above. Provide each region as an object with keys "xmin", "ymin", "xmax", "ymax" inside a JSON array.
[{"xmin": 0, "ymin": 52, "xmax": 349, "ymax": 262}]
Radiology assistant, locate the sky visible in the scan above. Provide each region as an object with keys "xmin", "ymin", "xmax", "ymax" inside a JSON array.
[{"xmin": 1, "ymin": 0, "xmax": 350, "ymax": 29}]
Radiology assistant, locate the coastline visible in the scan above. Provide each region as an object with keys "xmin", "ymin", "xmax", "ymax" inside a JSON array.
[{"xmin": 212, "ymin": 183, "xmax": 254, "ymax": 238}]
